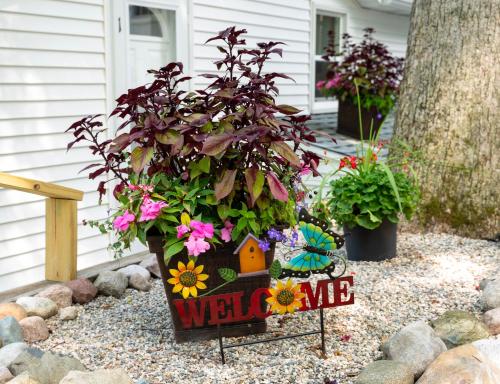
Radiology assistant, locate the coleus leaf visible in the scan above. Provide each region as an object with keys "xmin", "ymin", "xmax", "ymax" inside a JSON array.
[
  {"xmin": 270, "ymin": 141, "xmax": 300, "ymax": 167},
  {"xmin": 276, "ymin": 104, "xmax": 301, "ymax": 115},
  {"xmin": 155, "ymin": 129, "xmax": 181, "ymax": 145},
  {"xmin": 244, "ymin": 168, "xmax": 265, "ymax": 206},
  {"xmin": 266, "ymin": 171, "xmax": 288, "ymax": 202},
  {"xmin": 130, "ymin": 146, "xmax": 154, "ymax": 174},
  {"xmin": 215, "ymin": 169, "xmax": 237, "ymax": 201},
  {"xmin": 200, "ymin": 133, "xmax": 234, "ymax": 156}
]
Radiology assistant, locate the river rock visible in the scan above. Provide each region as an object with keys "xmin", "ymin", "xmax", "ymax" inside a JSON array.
[
  {"xmin": 356, "ymin": 360, "xmax": 414, "ymax": 384},
  {"xmin": 59, "ymin": 307, "xmax": 78, "ymax": 321},
  {"xmin": 19, "ymin": 317, "xmax": 49, "ymax": 343},
  {"xmin": 128, "ymin": 274, "xmax": 152, "ymax": 292},
  {"xmin": 9, "ymin": 350, "xmax": 86, "ymax": 384},
  {"xmin": 415, "ymin": 344, "xmax": 500, "ymax": 384},
  {"xmin": 94, "ymin": 271, "xmax": 128, "ymax": 298},
  {"xmin": 59, "ymin": 369, "xmax": 133, "ymax": 384},
  {"xmin": 0, "ymin": 303, "xmax": 27, "ymax": 322},
  {"xmin": 0, "ymin": 366, "xmax": 13, "ymax": 383},
  {"xmin": 139, "ymin": 255, "xmax": 161, "ymax": 278},
  {"xmin": 0, "ymin": 342, "xmax": 28, "ymax": 368},
  {"xmin": 6, "ymin": 372, "xmax": 40, "ymax": 384},
  {"xmin": 36, "ymin": 285, "xmax": 72, "ymax": 309},
  {"xmin": 117, "ymin": 265, "xmax": 150, "ymax": 280},
  {"xmin": 483, "ymin": 278, "xmax": 500, "ymax": 310},
  {"xmin": 15, "ymin": 298, "xmax": 57, "ymax": 320},
  {"xmin": 483, "ymin": 307, "xmax": 500, "ymax": 335},
  {"xmin": 431, "ymin": 310, "xmax": 490, "ymax": 348},
  {"xmin": 0, "ymin": 316, "xmax": 23, "ymax": 346},
  {"xmin": 382, "ymin": 320, "xmax": 446, "ymax": 378},
  {"xmin": 472, "ymin": 339, "xmax": 500, "ymax": 367},
  {"xmin": 65, "ymin": 278, "xmax": 97, "ymax": 304}
]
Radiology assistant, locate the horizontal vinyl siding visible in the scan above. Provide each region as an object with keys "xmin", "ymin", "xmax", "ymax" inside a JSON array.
[
  {"xmin": 0, "ymin": 0, "xmax": 112, "ymax": 291},
  {"xmin": 191, "ymin": 0, "xmax": 312, "ymax": 112}
]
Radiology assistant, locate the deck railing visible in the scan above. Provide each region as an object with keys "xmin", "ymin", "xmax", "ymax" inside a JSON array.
[{"xmin": 0, "ymin": 172, "xmax": 83, "ymax": 282}]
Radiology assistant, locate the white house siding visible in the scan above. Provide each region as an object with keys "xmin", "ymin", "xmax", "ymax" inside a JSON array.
[{"xmin": 0, "ymin": 0, "xmax": 112, "ymax": 291}]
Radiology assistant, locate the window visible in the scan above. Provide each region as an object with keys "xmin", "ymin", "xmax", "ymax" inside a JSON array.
[
  {"xmin": 129, "ymin": 5, "xmax": 173, "ymax": 37},
  {"xmin": 314, "ymin": 13, "xmax": 343, "ymax": 101}
]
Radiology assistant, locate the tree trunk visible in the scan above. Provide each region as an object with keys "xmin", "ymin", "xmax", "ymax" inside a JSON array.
[{"xmin": 394, "ymin": 0, "xmax": 499, "ymax": 239}]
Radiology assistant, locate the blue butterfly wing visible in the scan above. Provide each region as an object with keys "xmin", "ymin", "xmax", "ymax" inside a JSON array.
[
  {"xmin": 299, "ymin": 221, "xmax": 337, "ymax": 251},
  {"xmin": 286, "ymin": 251, "xmax": 332, "ymax": 272}
]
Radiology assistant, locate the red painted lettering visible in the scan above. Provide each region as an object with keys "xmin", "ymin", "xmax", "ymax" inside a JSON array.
[
  {"xmin": 173, "ymin": 297, "xmax": 209, "ymax": 329},
  {"xmin": 333, "ymin": 276, "xmax": 354, "ymax": 306},
  {"xmin": 208, "ymin": 293, "xmax": 234, "ymax": 325}
]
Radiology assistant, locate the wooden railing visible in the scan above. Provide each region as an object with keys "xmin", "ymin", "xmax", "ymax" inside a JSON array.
[{"xmin": 0, "ymin": 172, "xmax": 84, "ymax": 282}]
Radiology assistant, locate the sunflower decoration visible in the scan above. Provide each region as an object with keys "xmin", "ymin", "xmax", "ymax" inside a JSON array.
[
  {"xmin": 167, "ymin": 260, "xmax": 209, "ymax": 299},
  {"xmin": 266, "ymin": 279, "xmax": 305, "ymax": 315}
]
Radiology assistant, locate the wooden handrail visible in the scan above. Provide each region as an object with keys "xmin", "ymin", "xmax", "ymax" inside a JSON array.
[
  {"xmin": 0, "ymin": 172, "xmax": 83, "ymax": 283},
  {"xmin": 0, "ymin": 172, "xmax": 83, "ymax": 201}
]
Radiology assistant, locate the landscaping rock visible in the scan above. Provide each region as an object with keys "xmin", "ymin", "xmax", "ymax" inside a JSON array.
[
  {"xmin": 382, "ymin": 320, "xmax": 447, "ymax": 378},
  {"xmin": 0, "ymin": 367, "xmax": 13, "ymax": 383},
  {"xmin": 0, "ymin": 317, "xmax": 23, "ymax": 346},
  {"xmin": 6, "ymin": 372, "xmax": 40, "ymax": 384},
  {"xmin": 483, "ymin": 278, "xmax": 500, "ymax": 310},
  {"xmin": 356, "ymin": 360, "xmax": 414, "ymax": 384},
  {"xmin": 15, "ymin": 298, "xmax": 57, "ymax": 320},
  {"xmin": 36, "ymin": 285, "xmax": 72, "ymax": 309},
  {"xmin": 65, "ymin": 278, "xmax": 97, "ymax": 304},
  {"xmin": 0, "ymin": 304, "xmax": 27, "ymax": 322},
  {"xmin": 415, "ymin": 344, "xmax": 500, "ymax": 384},
  {"xmin": 19, "ymin": 317, "xmax": 49, "ymax": 343},
  {"xmin": 59, "ymin": 307, "xmax": 78, "ymax": 321},
  {"xmin": 59, "ymin": 369, "xmax": 133, "ymax": 384},
  {"xmin": 472, "ymin": 339, "xmax": 500, "ymax": 367},
  {"xmin": 9, "ymin": 350, "xmax": 86, "ymax": 384},
  {"xmin": 431, "ymin": 310, "xmax": 490, "ymax": 348},
  {"xmin": 0, "ymin": 343, "xmax": 28, "ymax": 368},
  {"xmin": 128, "ymin": 274, "xmax": 151, "ymax": 292},
  {"xmin": 139, "ymin": 255, "xmax": 161, "ymax": 278},
  {"xmin": 117, "ymin": 265, "xmax": 150, "ymax": 280},
  {"xmin": 483, "ymin": 307, "xmax": 500, "ymax": 335},
  {"xmin": 94, "ymin": 271, "xmax": 128, "ymax": 298}
]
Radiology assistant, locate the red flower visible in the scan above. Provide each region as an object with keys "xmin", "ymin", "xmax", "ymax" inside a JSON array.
[
  {"xmin": 340, "ymin": 335, "xmax": 351, "ymax": 342},
  {"xmin": 349, "ymin": 156, "xmax": 357, "ymax": 169},
  {"xmin": 338, "ymin": 158, "xmax": 347, "ymax": 170}
]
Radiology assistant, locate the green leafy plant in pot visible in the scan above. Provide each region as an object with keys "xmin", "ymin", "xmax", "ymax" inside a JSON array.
[
  {"xmin": 67, "ymin": 27, "xmax": 323, "ymax": 341},
  {"xmin": 313, "ymin": 81, "xmax": 419, "ymax": 261}
]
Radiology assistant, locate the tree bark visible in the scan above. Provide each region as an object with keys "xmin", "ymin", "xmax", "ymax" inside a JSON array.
[{"xmin": 394, "ymin": 0, "xmax": 499, "ymax": 239}]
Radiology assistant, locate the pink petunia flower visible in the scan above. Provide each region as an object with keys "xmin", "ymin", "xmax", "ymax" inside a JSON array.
[
  {"xmin": 190, "ymin": 220, "xmax": 214, "ymax": 239},
  {"xmin": 325, "ymin": 74, "xmax": 342, "ymax": 89},
  {"xmin": 315, "ymin": 80, "xmax": 326, "ymax": 90},
  {"xmin": 184, "ymin": 234, "xmax": 211, "ymax": 256},
  {"xmin": 113, "ymin": 211, "xmax": 135, "ymax": 231},
  {"xmin": 138, "ymin": 198, "xmax": 167, "ymax": 222},
  {"xmin": 220, "ymin": 220, "xmax": 234, "ymax": 243},
  {"xmin": 176, "ymin": 224, "xmax": 190, "ymax": 239}
]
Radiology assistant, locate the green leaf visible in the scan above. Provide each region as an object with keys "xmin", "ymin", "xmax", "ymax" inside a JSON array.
[
  {"xmin": 198, "ymin": 156, "xmax": 211, "ymax": 173},
  {"xmin": 164, "ymin": 240, "xmax": 185, "ymax": 262},
  {"xmin": 269, "ymin": 260, "xmax": 282, "ymax": 279},
  {"xmin": 379, "ymin": 163, "xmax": 403, "ymax": 212},
  {"xmin": 218, "ymin": 268, "xmax": 237, "ymax": 282},
  {"xmin": 206, "ymin": 194, "xmax": 217, "ymax": 205},
  {"xmin": 155, "ymin": 130, "xmax": 181, "ymax": 145},
  {"xmin": 217, "ymin": 204, "xmax": 230, "ymax": 220},
  {"xmin": 130, "ymin": 146, "xmax": 154, "ymax": 174}
]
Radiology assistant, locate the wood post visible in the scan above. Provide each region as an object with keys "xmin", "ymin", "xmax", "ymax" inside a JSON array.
[{"xmin": 45, "ymin": 198, "xmax": 78, "ymax": 282}]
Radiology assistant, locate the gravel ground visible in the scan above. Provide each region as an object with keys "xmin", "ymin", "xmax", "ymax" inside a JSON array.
[{"xmin": 37, "ymin": 232, "xmax": 499, "ymax": 384}]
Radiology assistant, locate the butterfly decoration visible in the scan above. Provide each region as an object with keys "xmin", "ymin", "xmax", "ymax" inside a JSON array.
[{"xmin": 280, "ymin": 208, "xmax": 346, "ymax": 279}]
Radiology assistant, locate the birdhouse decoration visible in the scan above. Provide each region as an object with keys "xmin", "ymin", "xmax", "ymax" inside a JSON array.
[{"xmin": 234, "ymin": 233, "xmax": 267, "ymax": 275}]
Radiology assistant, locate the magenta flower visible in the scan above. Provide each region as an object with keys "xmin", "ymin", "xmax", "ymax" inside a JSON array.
[
  {"xmin": 315, "ymin": 80, "xmax": 326, "ymax": 90},
  {"xmin": 138, "ymin": 198, "xmax": 167, "ymax": 222},
  {"xmin": 113, "ymin": 211, "xmax": 135, "ymax": 231},
  {"xmin": 220, "ymin": 220, "xmax": 234, "ymax": 243},
  {"xmin": 325, "ymin": 74, "xmax": 342, "ymax": 89},
  {"xmin": 184, "ymin": 234, "xmax": 211, "ymax": 256},
  {"xmin": 176, "ymin": 224, "xmax": 190, "ymax": 239},
  {"xmin": 190, "ymin": 220, "xmax": 214, "ymax": 239}
]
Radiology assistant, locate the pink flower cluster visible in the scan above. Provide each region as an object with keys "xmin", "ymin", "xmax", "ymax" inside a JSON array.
[
  {"xmin": 316, "ymin": 74, "xmax": 342, "ymax": 90},
  {"xmin": 138, "ymin": 196, "xmax": 167, "ymax": 222},
  {"xmin": 220, "ymin": 221, "xmax": 234, "ymax": 242},
  {"xmin": 113, "ymin": 211, "xmax": 135, "ymax": 231},
  {"xmin": 176, "ymin": 220, "xmax": 216, "ymax": 257}
]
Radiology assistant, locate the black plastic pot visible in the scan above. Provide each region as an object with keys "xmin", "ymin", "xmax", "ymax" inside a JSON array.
[
  {"xmin": 337, "ymin": 99, "xmax": 384, "ymax": 140},
  {"xmin": 343, "ymin": 220, "xmax": 397, "ymax": 261}
]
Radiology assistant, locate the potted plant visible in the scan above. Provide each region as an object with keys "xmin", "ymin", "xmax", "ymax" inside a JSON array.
[
  {"xmin": 317, "ymin": 28, "xmax": 404, "ymax": 140},
  {"xmin": 67, "ymin": 27, "xmax": 321, "ymax": 342}
]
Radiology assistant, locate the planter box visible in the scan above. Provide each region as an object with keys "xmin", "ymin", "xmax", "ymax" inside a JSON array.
[
  {"xmin": 337, "ymin": 99, "xmax": 384, "ymax": 140},
  {"xmin": 147, "ymin": 235, "xmax": 275, "ymax": 343},
  {"xmin": 343, "ymin": 220, "xmax": 397, "ymax": 261}
]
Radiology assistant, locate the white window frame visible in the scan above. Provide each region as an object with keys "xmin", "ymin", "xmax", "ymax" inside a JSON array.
[{"xmin": 310, "ymin": 7, "xmax": 346, "ymax": 114}]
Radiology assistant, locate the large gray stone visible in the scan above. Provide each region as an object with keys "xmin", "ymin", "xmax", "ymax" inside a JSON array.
[
  {"xmin": 9, "ymin": 350, "xmax": 86, "ymax": 384},
  {"xmin": 94, "ymin": 271, "xmax": 128, "ymax": 298},
  {"xmin": 139, "ymin": 255, "xmax": 161, "ymax": 278},
  {"xmin": 382, "ymin": 320, "xmax": 447, "ymax": 378},
  {"xmin": 356, "ymin": 360, "xmax": 414, "ymax": 384},
  {"xmin": 0, "ymin": 366, "xmax": 13, "ymax": 383},
  {"xmin": 472, "ymin": 339, "xmax": 500, "ymax": 368},
  {"xmin": 0, "ymin": 316, "xmax": 23, "ymax": 346},
  {"xmin": 0, "ymin": 342, "xmax": 27, "ymax": 367},
  {"xmin": 431, "ymin": 310, "xmax": 490, "ymax": 348},
  {"xmin": 5, "ymin": 372, "xmax": 40, "ymax": 384},
  {"xmin": 65, "ymin": 278, "xmax": 97, "ymax": 304},
  {"xmin": 15, "ymin": 298, "xmax": 57, "ymax": 320},
  {"xmin": 128, "ymin": 274, "xmax": 151, "ymax": 292},
  {"xmin": 483, "ymin": 307, "xmax": 500, "ymax": 335},
  {"xmin": 415, "ymin": 344, "xmax": 500, "ymax": 384},
  {"xmin": 36, "ymin": 285, "xmax": 73, "ymax": 309},
  {"xmin": 117, "ymin": 265, "xmax": 150, "ymax": 280},
  {"xmin": 19, "ymin": 317, "xmax": 49, "ymax": 343},
  {"xmin": 483, "ymin": 278, "xmax": 500, "ymax": 310},
  {"xmin": 59, "ymin": 369, "xmax": 133, "ymax": 384}
]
